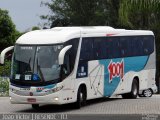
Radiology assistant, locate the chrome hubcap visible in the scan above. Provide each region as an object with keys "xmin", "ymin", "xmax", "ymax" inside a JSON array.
[{"xmin": 144, "ymin": 89, "xmax": 152, "ymax": 97}]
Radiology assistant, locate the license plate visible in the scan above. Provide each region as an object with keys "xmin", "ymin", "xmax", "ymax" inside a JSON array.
[
  {"xmin": 27, "ymin": 98, "xmax": 36, "ymax": 102},
  {"xmin": 25, "ymin": 75, "xmax": 32, "ymax": 80}
]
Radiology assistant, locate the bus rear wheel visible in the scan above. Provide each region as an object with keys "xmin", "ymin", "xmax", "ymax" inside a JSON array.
[
  {"xmin": 122, "ymin": 79, "xmax": 139, "ymax": 99},
  {"xmin": 130, "ymin": 80, "xmax": 138, "ymax": 98},
  {"xmin": 75, "ymin": 87, "xmax": 86, "ymax": 109}
]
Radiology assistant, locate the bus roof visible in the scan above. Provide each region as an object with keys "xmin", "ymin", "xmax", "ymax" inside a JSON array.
[{"xmin": 16, "ymin": 26, "xmax": 154, "ymax": 45}]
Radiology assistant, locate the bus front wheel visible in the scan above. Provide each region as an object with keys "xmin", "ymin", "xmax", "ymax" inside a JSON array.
[
  {"xmin": 75, "ymin": 87, "xmax": 86, "ymax": 109},
  {"xmin": 32, "ymin": 104, "xmax": 39, "ymax": 110}
]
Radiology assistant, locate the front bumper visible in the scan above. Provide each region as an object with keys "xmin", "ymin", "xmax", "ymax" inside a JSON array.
[{"xmin": 9, "ymin": 91, "xmax": 63, "ymax": 105}]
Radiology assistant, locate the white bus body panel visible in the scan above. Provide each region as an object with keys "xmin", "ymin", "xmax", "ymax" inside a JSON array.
[{"xmin": 9, "ymin": 26, "xmax": 156, "ymax": 104}]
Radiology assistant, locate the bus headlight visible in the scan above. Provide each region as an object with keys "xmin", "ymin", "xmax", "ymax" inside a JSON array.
[
  {"xmin": 51, "ymin": 85, "xmax": 63, "ymax": 93},
  {"xmin": 54, "ymin": 97, "xmax": 59, "ymax": 101},
  {"xmin": 10, "ymin": 88, "xmax": 18, "ymax": 93}
]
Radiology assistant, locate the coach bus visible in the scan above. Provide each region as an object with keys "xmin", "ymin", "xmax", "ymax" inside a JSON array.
[{"xmin": 0, "ymin": 26, "xmax": 157, "ymax": 109}]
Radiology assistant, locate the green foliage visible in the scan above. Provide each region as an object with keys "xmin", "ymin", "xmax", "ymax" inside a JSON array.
[
  {"xmin": 0, "ymin": 9, "xmax": 22, "ymax": 79},
  {"xmin": 0, "ymin": 60, "xmax": 11, "ymax": 76},
  {"xmin": 119, "ymin": 0, "xmax": 160, "ymax": 29},
  {"xmin": 0, "ymin": 77, "xmax": 9, "ymax": 96},
  {"xmin": 41, "ymin": 0, "xmax": 120, "ymax": 27},
  {"xmin": 0, "ymin": 60, "xmax": 10, "ymax": 96},
  {"xmin": 118, "ymin": 0, "xmax": 160, "ymax": 85},
  {"xmin": 0, "ymin": 9, "xmax": 19, "ymax": 51},
  {"xmin": 32, "ymin": 26, "xmax": 40, "ymax": 31}
]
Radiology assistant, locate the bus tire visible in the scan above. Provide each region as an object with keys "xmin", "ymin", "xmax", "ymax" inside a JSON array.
[
  {"xmin": 75, "ymin": 86, "xmax": 86, "ymax": 109},
  {"xmin": 129, "ymin": 79, "xmax": 139, "ymax": 99},
  {"xmin": 122, "ymin": 93, "xmax": 130, "ymax": 99},
  {"xmin": 32, "ymin": 104, "xmax": 39, "ymax": 110},
  {"xmin": 122, "ymin": 79, "xmax": 139, "ymax": 99}
]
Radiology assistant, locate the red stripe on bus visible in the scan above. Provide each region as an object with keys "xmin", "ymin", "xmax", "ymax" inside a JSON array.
[{"xmin": 106, "ymin": 34, "xmax": 116, "ymax": 36}]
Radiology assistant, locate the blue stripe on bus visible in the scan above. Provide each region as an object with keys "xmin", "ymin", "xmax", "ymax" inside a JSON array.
[
  {"xmin": 11, "ymin": 83, "xmax": 56, "ymax": 89},
  {"xmin": 99, "ymin": 56, "xmax": 149, "ymax": 97},
  {"xmin": 10, "ymin": 83, "xmax": 31, "ymax": 88}
]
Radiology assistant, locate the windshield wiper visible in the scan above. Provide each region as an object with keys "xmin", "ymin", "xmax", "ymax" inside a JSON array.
[{"xmin": 28, "ymin": 57, "xmax": 31, "ymax": 69}]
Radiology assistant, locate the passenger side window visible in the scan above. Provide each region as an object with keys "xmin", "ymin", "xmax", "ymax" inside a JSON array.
[
  {"xmin": 142, "ymin": 36, "xmax": 154, "ymax": 55},
  {"xmin": 119, "ymin": 37, "xmax": 131, "ymax": 57},
  {"xmin": 63, "ymin": 38, "xmax": 79, "ymax": 76},
  {"xmin": 79, "ymin": 35, "xmax": 154, "ymax": 61},
  {"xmin": 93, "ymin": 37, "xmax": 106, "ymax": 59},
  {"xmin": 80, "ymin": 38, "xmax": 93, "ymax": 61}
]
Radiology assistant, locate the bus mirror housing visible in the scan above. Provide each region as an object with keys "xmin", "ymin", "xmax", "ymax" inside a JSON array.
[
  {"xmin": 0, "ymin": 46, "xmax": 14, "ymax": 65},
  {"xmin": 58, "ymin": 45, "xmax": 72, "ymax": 65}
]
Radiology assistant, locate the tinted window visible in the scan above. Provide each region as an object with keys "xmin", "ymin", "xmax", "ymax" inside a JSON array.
[
  {"xmin": 65, "ymin": 38, "xmax": 79, "ymax": 72},
  {"xmin": 80, "ymin": 35, "xmax": 154, "ymax": 61},
  {"xmin": 132, "ymin": 36, "xmax": 144, "ymax": 56},
  {"xmin": 108, "ymin": 37, "xmax": 121, "ymax": 58},
  {"xmin": 119, "ymin": 37, "xmax": 131, "ymax": 57},
  {"xmin": 108, "ymin": 35, "xmax": 154, "ymax": 58},
  {"xmin": 142, "ymin": 36, "xmax": 154, "ymax": 55},
  {"xmin": 93, "ymin": 37, "xmax": 106, "ymax": 59},
  {"xmin": 80, "ymin": 38, "xmax": 93, "ymax": 60}
]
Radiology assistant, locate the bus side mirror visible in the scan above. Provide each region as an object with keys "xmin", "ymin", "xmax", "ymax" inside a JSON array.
[
  {"xmin": 0, "ymin": 46, "xmax": 14, "ymax": 65},
  {"xmin": 58, "ymin": 45, "xmax": 72, "ymax": 65}
]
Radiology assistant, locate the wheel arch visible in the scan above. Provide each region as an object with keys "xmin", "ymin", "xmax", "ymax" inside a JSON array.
[
  {"xmin": 79, "ymin": 84, "xmax": 87, "ymax": 98},
  {"xmin": 75, "ymin": 82, "xmax": 87, "ymax": 100},
  {"xmin": 133, "ymin": 76, "xmax": 139, "ymax": 90}
]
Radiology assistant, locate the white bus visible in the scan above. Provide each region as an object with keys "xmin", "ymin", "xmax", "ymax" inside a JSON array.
[{"xmin": 0, "ymin": 26, "xmax": 157, "ymax": 109}]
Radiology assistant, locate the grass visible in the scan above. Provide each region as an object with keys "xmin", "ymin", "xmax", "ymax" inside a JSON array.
[{"xmin": 0, "ymin": 77, "xmax": 9, "ymax": 97}]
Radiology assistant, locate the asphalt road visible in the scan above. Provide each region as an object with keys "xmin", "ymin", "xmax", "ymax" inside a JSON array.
[
  {"xmin": 0, "ymin": 95, "xmax": 159, "ymax": 114},
  {"xmin": 0, "ymin": 95, "xmax": 160, "ymax": 120}
]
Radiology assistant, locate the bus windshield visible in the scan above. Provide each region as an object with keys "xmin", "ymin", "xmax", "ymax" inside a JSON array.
[{"xmin": 11, "ymin": 44, "xmax": 63, "ymax": 85}]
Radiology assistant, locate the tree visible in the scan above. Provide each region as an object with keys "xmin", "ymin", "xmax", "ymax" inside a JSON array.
[
  {"xmin": 118, "ymin": 0, "xmax": 160, "ymax": 59},
  {"xmin": 0, "ymin": 9, "xmax": 22, "ymax": 77},
  {"xmin": 0, "ymin": 9, "xmax": 19, "ymax": 51},
  {"xmin": 118, "ymin": 0, "xmax": 160, "ymax": 29},
  {"xmin": 32, "ymin": 26, "xmax": 40, "ymax": 31},
  {"xmin": 119, "ymin": 0, "xmax": 160, "ymax": 92},
  {"xmin": 41, "ymin": 0, "xmax": 120, "ymax": 28},
  {"xmin": 0, "ymin": 60, "xmax": 11, "ymax": 76}
]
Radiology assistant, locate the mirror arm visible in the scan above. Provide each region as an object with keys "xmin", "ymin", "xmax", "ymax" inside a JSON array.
[
  {"xmin": 58, "ymin": 45, "xmax": 72, "ymax": 65},
  {"xmin": 0, "ymin": 46, "xmax": 14, "ymax": 64}
]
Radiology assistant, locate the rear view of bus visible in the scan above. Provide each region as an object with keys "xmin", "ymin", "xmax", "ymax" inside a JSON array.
[{"xmin": 0, "ymin": 27, "xmax": 157, "ymax": 109}]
